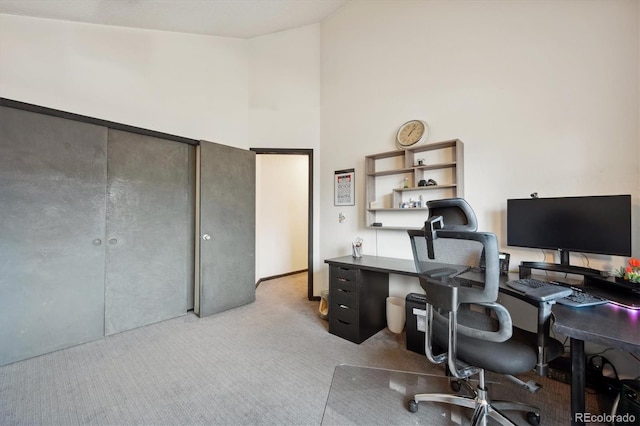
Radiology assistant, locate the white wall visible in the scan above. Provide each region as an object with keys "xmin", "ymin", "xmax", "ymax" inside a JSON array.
[
  {"xmin": 320, "ymin": 0, "xmax": 639, "ymax": 378},
  {"xmin": 248, "ymin": 25, "xmax": 320, "ymax": 149},
  {"xmin": 248, "ymin": 25, "xmax": 322, "ymax": 288},
  {"xmin": 0, "ymin": 14, "xmax": 249, "ymax": 147},
  {"xmin": 255, "ymin": 155, "xmax": 309, "ymax": 279},
  {"xmin": 0, "ymin": 14, "xmax": 321, "ymax": 291},
  {"xmin": 320, "ymin": 0, "xmax": 639, "ymax": 290}
]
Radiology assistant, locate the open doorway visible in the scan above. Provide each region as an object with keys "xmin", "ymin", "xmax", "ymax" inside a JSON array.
[{"xmin": 251, "ymin": 148, "xmax": 314, "ymax": 300}]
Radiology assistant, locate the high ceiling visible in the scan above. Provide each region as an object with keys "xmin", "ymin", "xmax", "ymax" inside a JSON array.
[{"xmin": 0, "ymin": 0, "xmax": 349, "ymax": 39}]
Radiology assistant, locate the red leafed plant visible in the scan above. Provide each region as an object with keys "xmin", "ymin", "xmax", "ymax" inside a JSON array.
[{"xmin": 616, "ymin": 258, "xmax": 640, "ymax": 283}]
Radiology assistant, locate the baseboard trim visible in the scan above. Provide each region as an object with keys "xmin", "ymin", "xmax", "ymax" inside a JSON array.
[{"xmin": 255, "ymin": 269, "xmax": 308, "ymax": 288}]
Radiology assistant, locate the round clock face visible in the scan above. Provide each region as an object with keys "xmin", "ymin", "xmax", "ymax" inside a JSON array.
[{"xmin": 396, "ymin": 120, "xmax": 428, "ymax": 148}]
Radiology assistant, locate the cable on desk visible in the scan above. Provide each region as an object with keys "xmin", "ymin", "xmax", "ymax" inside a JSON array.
[
  {"xmin": 579, "ymin": 252, "xmax": 591, "ymax": 269},
  {"xmin": 589, "ymin": 347, "xmax": 614, "ymax": 356},
  {"xmin": 540, "ymin": 250, "xmax": 550, "ymax": 276}
]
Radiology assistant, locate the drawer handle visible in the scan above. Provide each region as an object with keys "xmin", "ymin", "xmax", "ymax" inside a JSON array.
[
  {"xmin": 337, "ymin": 288, "xmax": 351, "ymax": 293},
  {"xmin": 337, "ymin": 319, "xmax": 351, "ymax": 325},
  {"xmin": 338, "ymin": 267, "xmax": 351, "ymax": 271},
  {"xmin": 338, "ymin": 304, "xmax": 350, "ymax": 309},
  {"xmin": 337, "ymin": 277, "xmax": 350, "ymax": 283}
]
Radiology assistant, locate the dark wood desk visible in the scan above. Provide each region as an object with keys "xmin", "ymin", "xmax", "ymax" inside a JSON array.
[
  {"xmin": 325, "ymin": 255, "xmax": 556, "ymax": 374},
  {"xmin": 324, "ymin": 256, "xmax": 417, "ymax": 344},
  {"xmin": 325, "ymin": 255, "xmax": 417, "ymax": 277},
  {"xmin": 325, "ymin": 255, "xmax": 640, "ymax": 426},
  {"xmin": 553, "ymin": 303, "xmax": 640, "ymax": 426}
]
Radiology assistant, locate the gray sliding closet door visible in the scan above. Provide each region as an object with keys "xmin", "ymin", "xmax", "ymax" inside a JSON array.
[
  {"xmin": 196, "ymin": 141, "xmax": 255, "ymax": 317},
  {"xmin": 104, "ymin": 130, "xmax": 191, "ymax": 335},
  {"xmin": 0, "ymin": 106, "xmax": 107, "ymax": 366}
]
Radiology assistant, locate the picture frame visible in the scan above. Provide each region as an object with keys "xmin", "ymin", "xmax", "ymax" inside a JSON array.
[{"xmin": 334, "ymin": 168, "xmax": 355, "ymax": 206}]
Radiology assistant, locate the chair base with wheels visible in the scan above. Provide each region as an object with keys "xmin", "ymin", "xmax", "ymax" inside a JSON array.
[{"xmin": 408, "ymin": 369, "xmax": 541, "ymax": 426}]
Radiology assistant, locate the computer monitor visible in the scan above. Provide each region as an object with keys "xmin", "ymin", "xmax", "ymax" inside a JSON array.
[{"xmin": 507, "ymin": 195, "xmax": 632, "ymax": 265}]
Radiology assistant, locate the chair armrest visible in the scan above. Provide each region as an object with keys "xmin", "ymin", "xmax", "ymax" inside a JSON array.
[
  {"xmin": 522, "ymin": 286, "xmax": 573, "ymax": 302},
  {"xmin": 455, "ymin": 302, "xmax": 513, "ymax": 343},
  {"xmin": 425, "ymin": 278, "xmax": 513, "ymax": 343}
]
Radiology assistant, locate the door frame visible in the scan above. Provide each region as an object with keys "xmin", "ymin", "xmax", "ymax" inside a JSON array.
[{"xmin": 251, "ymin": 148, "xmax": 315, "ymax": 300}]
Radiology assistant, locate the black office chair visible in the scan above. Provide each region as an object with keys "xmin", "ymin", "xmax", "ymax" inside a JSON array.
[
  {"xmin": 418, "ymin": 198, "xmax": 483, "ymax": 268},
  {"xmin": 407, "ymin": 215, "xmax": 563, "ymax": 425},
  {"xmin": 425, "ymin": 197, "xmax": 478, "ymax": 232},
  {"xmin": 422, "ymin": 199, "xmax": 563, "ymax": 391}
]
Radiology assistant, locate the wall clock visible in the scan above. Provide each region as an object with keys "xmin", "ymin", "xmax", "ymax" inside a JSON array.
[{"xmin": 396, "ymin": 120, "xmax": 429, "ymax": 149}]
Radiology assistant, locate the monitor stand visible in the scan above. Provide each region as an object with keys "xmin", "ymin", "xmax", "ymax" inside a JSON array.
[
  {"xmin": 519, "ymin": 251, "xmax": 640, "ymax": 310},
  {"xmin": 519, "ymin": 249, "xmax": 601, "ymax": 278},
  {"xmin": 519, "ymin": 263, "xmax": 601, "ymax": 279}
]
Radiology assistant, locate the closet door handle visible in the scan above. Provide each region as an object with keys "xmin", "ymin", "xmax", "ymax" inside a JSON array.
[{"xmin": 202, "ymin": 234, "xmax": 211, "ymax": 241}]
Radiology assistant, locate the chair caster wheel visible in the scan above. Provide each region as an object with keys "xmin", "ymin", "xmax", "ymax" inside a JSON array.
[
  {"xmin": 408, "ymin": 399, "xmax": 419, "ymax": 413},
  {"xmin": 526, "ymin": 411, "xmax": 540, "ymax": 426},
  {"xmin": 450, "ymin": 380, "xmax": 462, "ymax": 392}
]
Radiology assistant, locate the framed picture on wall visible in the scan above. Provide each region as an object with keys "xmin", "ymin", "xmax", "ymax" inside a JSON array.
[{"xmin": 334, "ymin": 168, "xmax": 355, "ymax": 206}]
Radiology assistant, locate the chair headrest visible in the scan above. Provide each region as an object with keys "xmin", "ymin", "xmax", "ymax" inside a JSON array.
[{"xmin": 426, "ymin": 198, "xmax": 478, "ymax": 232}]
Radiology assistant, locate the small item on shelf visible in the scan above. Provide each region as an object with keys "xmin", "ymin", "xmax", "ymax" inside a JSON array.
[
  {"xmin": 403, "ymin": 177, "xmax": 409, "ymax": 188},
  {"xmin": 372, "ymin": 222, "xmax": 383, "ymax": 227},
  {"xmin": 407, "ymin": 198, "xmax": 421, "ymax": 208},
  {"xmin": 418, "ymin": 179, "xmax": 427, "ymax": 186}
]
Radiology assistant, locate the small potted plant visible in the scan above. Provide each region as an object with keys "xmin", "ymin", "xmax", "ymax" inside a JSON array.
[{"xmin": 615, "ymin": 258, "xmax": 640, "ymax": 284}]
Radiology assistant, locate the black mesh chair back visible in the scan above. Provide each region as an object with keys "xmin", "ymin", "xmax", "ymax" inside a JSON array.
[
  {"xmin": 426, "ymin": 198, "xmax": 478, "ymax": 232},
  {"xmin": 405, "ymin": 205, "xmax": 561, "ymax": 425}
]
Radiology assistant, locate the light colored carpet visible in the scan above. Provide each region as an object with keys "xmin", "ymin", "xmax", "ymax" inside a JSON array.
[{"xmin": 0, "ymin": 272, "xmax": 601, "ymax": 425}]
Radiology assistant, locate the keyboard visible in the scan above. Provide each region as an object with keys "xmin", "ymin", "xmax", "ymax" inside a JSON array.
[
  {"xmin": 507, "ymin": 278, "xmax": 553, "ymax": 292},
  {"xmin": 558, "ymin": 290, "xmax": 609, "ymax": 308},
  {"xmin": 507, "ymin": 278, "xmax": 607, "ymax": 307}
]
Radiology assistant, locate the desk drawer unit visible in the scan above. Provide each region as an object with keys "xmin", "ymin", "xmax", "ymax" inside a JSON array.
[{"xmin": 328, "ymin": 265, "xmax": 388, "ymax": 344}]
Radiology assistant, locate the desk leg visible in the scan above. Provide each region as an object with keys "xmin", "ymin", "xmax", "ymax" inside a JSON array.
[
  {"xmin": 535, "ymin": 301, "xmax": 553, "ymax": 376},
  {"xmin": 570, "ymin": 338, "xmax": 585, "ymax": 426}
]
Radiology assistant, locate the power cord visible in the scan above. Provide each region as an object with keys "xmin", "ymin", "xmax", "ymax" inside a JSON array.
[
  {"xmin": 587, "ymin": 353, "xmax": 621, "ymax": 397},
  {"xmin": 541, "ymin": 250, "xmax": 549, "ymax": 276},
  {"xmin": 579, "ymin": 252, "xmax": 590, "ymax": 268}
]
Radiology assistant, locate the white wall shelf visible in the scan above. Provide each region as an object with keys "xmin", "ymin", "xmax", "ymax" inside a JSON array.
[{"xmin": 365, "ymin": 139, "xmax": 464, "ymax": 230}]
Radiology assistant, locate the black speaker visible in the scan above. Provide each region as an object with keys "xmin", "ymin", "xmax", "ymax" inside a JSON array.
[
  {"xmin": 479, "ymin": 249, "xmax": 510, "ymax": 275},
  {"xmin": 612, "ymin": 380, "xmax": 640, "ymax": 425}
]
